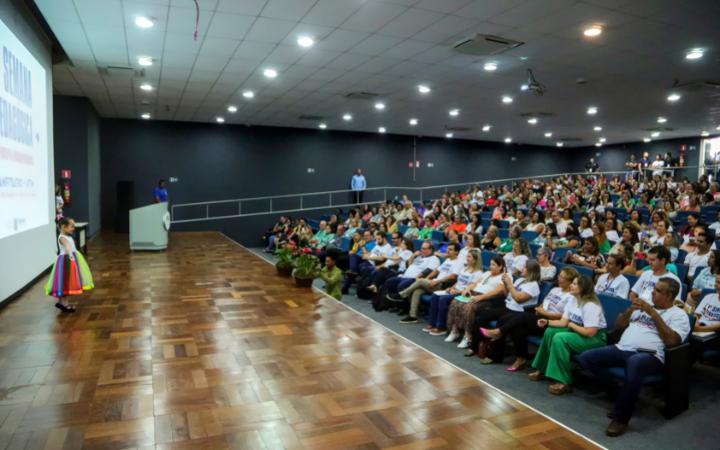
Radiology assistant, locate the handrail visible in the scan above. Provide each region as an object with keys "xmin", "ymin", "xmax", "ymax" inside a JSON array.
[{"xmin": 170, "ymin": 165, "xmax": 708, "ymax": 224}]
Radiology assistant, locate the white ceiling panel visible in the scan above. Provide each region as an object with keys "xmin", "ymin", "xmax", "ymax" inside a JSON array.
[
  {"xmin": 302, "ymin": 0, "xmax": 365, "ymax": 27},
  {"xmin": 243, "ymin": 17, "xmax": 297, "ymax": 43},
  {"xmin": 261, "ymin": 0, "xmax": 316, "ymax": 21},
  {"xmin": 341, "ymin": 1, "xmax": 407, "ymax": 32},
  {"xmin": 205, "ymin": 13, "xmax": 255, "ymax": 39},
  {"xmin": 377, "ymin": 7, "xmax": 444, "ymax": 38}
]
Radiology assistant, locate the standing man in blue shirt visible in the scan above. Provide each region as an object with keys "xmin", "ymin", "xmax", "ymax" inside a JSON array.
[
  {"xmin": 153, "ymin": 179, "xmax": 169, "ymax": 203},
  {"xmin": 351, "ymin": 169, "xmax": 366, "ymax": 204}
]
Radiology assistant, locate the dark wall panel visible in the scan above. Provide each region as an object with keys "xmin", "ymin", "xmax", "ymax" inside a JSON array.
[{"xmin": 53, "ymin": 96, "xmax": 89, "ymax": 225}]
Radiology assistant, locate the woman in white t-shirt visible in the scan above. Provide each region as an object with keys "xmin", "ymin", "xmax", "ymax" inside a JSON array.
[
  {"xmin": 445, "ymin": 255, "xmax": 507, "ymax": 349},
  {"xmin": 691, "ymin": 277, "xmax": 720, "ymax": 362},
  {"xmin": 529, "ymin": 275, "xmax": 607, "ymax": 395},
  {"xmin": 423, "ymin": 249, "xmax": 484, "ymax": 335},
  {"xmin": 536, "ymin": 247, "xmax": 557, "ymax": 282},
  {"xmin": 466, "ymin": 260, "xmax": 542, "ymax": 361},
  {"xmin": 480, "ymin": 267, "xmax": 580, "ymax": 371},
  {"xmin": 503, "ymin": 238, "xmax": 532, "ymax": 277}
]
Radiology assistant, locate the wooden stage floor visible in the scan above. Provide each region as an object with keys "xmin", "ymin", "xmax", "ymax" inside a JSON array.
[{"xmin": 0, "ymin": 232, "xmax": 600, "ymax": 449}]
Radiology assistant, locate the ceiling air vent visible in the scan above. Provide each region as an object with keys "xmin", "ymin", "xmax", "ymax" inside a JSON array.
[
  {"xmin": 298, "ymin": 114, "xmax": 324, "ymax": 121},
  {"xmin": 671, "ymin": 79, "xmax": 720, "ymax": 92},
  {"xmin": 345, "ymin": 91, "xmax": 381, "ymax": 100},
  {"xmin": 520, "ymin": 112, "xmax": 556, "ymax": 118},
  {"xmin": 644, "ymin": 127, "xmax": 675, "ymax": 132},
  {"xmin": 452, "ymin": 34, "xmax": 524, "ymax": 56},
  {"xmin": 99, "ymin": 66, "xmax": 145, "ymax": 79},
  {"xmin": 445, "ymin": 126, "xmax": 473, "ymax": 132},
  {"xmin": 557, "ymin": 137, "xmax": 584, "ymax": 142}
]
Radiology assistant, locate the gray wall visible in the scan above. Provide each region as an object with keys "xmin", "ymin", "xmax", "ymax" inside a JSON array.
[
  {"xmin": 53, "ymin": 96, "xmax": 101, "ymax": 236},
  {"xmin": 99, "ymin": 118, "xmax": 575, "ymax": 244}
]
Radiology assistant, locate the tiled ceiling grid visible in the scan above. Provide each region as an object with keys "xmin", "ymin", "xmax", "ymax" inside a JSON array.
[{"xmin": 37, "ymin": 0, "xmax": 720, "ymax": 146}]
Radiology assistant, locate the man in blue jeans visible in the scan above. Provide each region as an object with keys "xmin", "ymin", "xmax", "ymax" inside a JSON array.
[
  {"xmin": 385, "ymin": 241, "xmax": 440, "ymax": 301},
  {"xmin": 578, "ymin": 277, "xmax": 690, "ymax": 437}
]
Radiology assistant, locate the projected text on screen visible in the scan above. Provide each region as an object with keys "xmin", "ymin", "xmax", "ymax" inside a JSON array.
[{"xmin": 0, "ymin": 18, "xmax": 48, "ymax": 240}]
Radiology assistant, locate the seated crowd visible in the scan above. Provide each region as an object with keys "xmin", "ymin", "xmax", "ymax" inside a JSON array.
[{"xmin": 262, "ymin": 171, "xmax": 720, "ymax": 438}]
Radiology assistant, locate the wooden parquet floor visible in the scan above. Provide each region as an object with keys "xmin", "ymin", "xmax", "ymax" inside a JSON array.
[{"xmin": 0, "ymin": 232, "xmax": 600, "ymax": 450}]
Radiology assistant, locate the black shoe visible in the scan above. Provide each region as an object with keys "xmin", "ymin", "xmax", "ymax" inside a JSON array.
[
  {"xmin": 386, "ymin": 293, "xmax": 403, "ymax": 302},
  {"xmin": 399, "ymin": 316, "xmax": 418, "ymax": 324},
  {"xmin": 54, "ymin": 302, "xmax": 70, "ymax": 313},
  {"xmin": 606, "ymin": 420, "xmax": 628, "ymax": 437}
]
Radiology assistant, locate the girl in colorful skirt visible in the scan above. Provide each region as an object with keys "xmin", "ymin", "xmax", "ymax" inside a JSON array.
[{"xmin": 45, "ymin": 217, "xmax": 94, "ymax": 312}]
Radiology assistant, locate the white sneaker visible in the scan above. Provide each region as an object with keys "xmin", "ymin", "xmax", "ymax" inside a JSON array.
[
  {"xmin": 444, "ymin": 331, "xmax": 460, "ymax": 342},
  {"xmin": 457, "ymin": 337, "xmax": 470, "ymax": 349}
]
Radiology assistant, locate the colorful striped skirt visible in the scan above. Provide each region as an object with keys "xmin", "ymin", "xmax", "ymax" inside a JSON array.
[{"xmin": 45, "ymin": 252, "xmax": 94, "ymax": 297}]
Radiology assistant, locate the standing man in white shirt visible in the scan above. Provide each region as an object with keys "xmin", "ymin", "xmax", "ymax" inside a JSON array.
[
  {"xmin": 351, "ymin": 168, "xmax": 367, "ymax": 204},
  {"xmin": 595, "ymin": 254, "xmax": 631, "ymax": 298},
  {"xmin": 630, "ymin": 246, "xmax": 682, "ymax": 303},
  {"xmin": 578, "ymin": 277, "xmax": 690, "ymax": 437}
]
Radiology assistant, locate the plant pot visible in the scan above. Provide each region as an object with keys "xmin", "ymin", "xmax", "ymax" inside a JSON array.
[
  {"xmin": 293, "ymin": 276, "xmax": 314, "ymax": 288},
  {"xmin": 276, "ymin": 264, "xmax": 293, "ymax": 277}
]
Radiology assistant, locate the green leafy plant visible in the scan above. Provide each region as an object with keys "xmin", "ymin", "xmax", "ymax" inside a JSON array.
[
  {"xmin": 293, "ymin": 253, "xmax": 320, "ymax": 280},
  {"xmin": 275, "ymin": 247, "xmax": 295, "ymax": 270}
]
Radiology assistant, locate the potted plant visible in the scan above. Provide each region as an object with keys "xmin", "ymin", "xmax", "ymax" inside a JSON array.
[
  {"xmin": 293, "ymin": 251, "xmax": 320, "ymax": 288},
  {"xmin": 274, "ymin": 247, "xmax": 294, "ymax": 277}
]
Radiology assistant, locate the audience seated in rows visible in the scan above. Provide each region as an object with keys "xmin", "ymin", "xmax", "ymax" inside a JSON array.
[{"xmin": 264, "ymin": 170, "xmax": 720, "ymax": 438}]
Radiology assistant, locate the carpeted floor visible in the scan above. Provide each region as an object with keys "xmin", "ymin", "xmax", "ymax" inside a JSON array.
[{"xmin": 249, "ymin": 247, "xmax": 720, "ymax": 450}]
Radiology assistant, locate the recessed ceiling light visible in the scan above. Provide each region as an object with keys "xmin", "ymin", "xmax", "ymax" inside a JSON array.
[
  {"xmin": 242, "ymin": 90, "xmax": 255, "ymax": 99},
  {"xmin": 593, "ymin": 126, "xmax": 602, "ymax": 132},
  {"xmin": 643, "ymin": 137, "xmax": 652, "ymax": 143},
  {"xmin": 595, "ymin": 143, "xmax": 602, "ymax": 147},
  {"xmin": 318, "ymin": 123, "xmax": 327, "ymax": 129},
  {"xmin": 502, "ymin": 95, "xmax": 513, "ymax": 104},
  {"xmin": 685, "ymin": 48, "xmax": 704, "ymax": 60},
  {"xmin": 504, "ymin": 137, "xmax": 512, "ymax": 143},
  {"xmin": 651, "ymin": 131, "xmax": 660, "ymax": 138},
  {"xmin": 139, "ymin": 83, "xmax": 153, "ymax": 91},
  {"xmin": 449, "ymin": 109, "xmax": 460, "ymax": 117},
  {"xmin": 520, "ymin": 84, "xmax": 529, "ymax": 91},
  {"xmin": 599, "ymin": 137, "xmax": 606, "ymax": 143},
  {"xmin": 483, "ymin": 62, "xmax": 498, "ymax": 71},
  {"xmin": 445, "ymin": 132, "xmax": 453, "ymax": 138},
  {"xmin": 263, "ymin": 68, "xmax": 278, "ymax": 78},
  {"xmin": 409, "ymin": 118, "xmax": 418, "ymax": 126},
  {"xmin": 657, "ymin": 116, "xmax": 667, "ymax": 123},
  {"xmin": 716, "ymin": 125, "xmax": 720, "ymax": 131},
  {"xmin": 297, "ymin": 35, "xmax": 314, "ymax": 48},
  {"xmin": 482, "ymin": 124, "xmax": 491, "ymax": 132},
  {"xmin": 342, "ymin": 113, "xmax": 352, "ymax": 121},
  {"xmin": 141, "ymin": 113, "xmax": 151, "ymax": 120},
  {"xmin": 378, "ymin": 126, "xmax": 386, "ymax": 133},
  {"xmin": 216, "ymin": 117, "xmax": 225, "ymax": 123},
  {"xmin": 135, "ymin": 16, "xmax": 155, "ymax": 29},
  {"xmin": 417, "ymin": 84, "xmax": 431, "ymax": 94},
  {"xmin": 527, "ymin": 117, "xmax": 538, "ymax": 125},
  {"xmin": 701, "ymin": 131, "xmax": 710, "ymax": 137},
  {"xmin": 587, "ymin": 106, "xmax": 598, "ymax": 115},
  {"xmin": 556, "ymin": 142, "xmax": 564, "ymax": 147},
  {"xmin": 583, "ymin": 25, "xmax": 603, "ymax": 37},
  {"xmin": 227, "ymin": 105, "xmax": 238, "ymax": 113},
  {"xmin": 544, "ymin": 132, "xmax": 552, "ymax": 138},
  {"xmin": 667, "ymin": 93, "xmax": 681, "ymax": 102},
  {"xmin": 374, "ymin": 102, "xmax": 386, "ymax": 110},
  {"xmin": 138, "ymin": 56, "xmax": 153, "ymax": 66}
]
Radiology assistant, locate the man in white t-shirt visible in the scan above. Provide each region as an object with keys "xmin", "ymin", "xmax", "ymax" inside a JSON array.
[
  {"xmin": 691, "ymin": 274, "xmax": 720, "ymax": 362},
  {"xmin": 684, "ymin": 232, "xmax": 711, "ymax": 279},
  {"xmin": 395, "ymin": 243, "xmax": 464, "ymax": 320},
  {"xmin": 358, "ymin": 232, "xmax": 393, "ymax": 276},
  {"xmin": 630, "ymin": 245, "xmax": 682, "ymax": 303},
  {"xmin": 384, "ymin": 241, "xmax": 441, "ymax": 300},
  {"xmin": 578, "ymin": 277, "xmax": 690, "ymax": 437},
  {"xmin": 595, "ymin": 254, "xmax": 631, "ymax": 299},
  {"xmin": 549, "ymin": 210, "xmax": 567, "ymax": 237}
]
